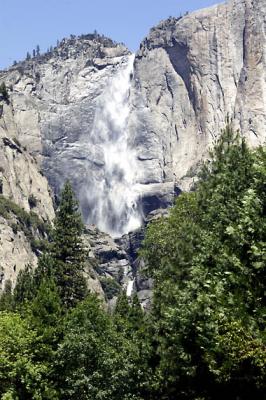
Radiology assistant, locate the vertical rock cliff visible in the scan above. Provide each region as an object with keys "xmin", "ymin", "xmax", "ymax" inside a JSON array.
[
  {"xmin": 130, "ymin": 0, "xmax": 266, "ymax": 193},
  {"xmin": 0, "ymin": 99, "xmax": 55, "ymax": 290}
]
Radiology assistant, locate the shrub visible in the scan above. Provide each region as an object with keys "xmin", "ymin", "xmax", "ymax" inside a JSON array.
[
  {"xmin": 0, "ymin": 82, "xmax": 9, "ymax": 102},
  {"xmin": 100, "ymin": 277, "xmax": 121, "ymax": 300},
  {"xmin": 28, "ymin": 194, "xmax": 37, "ymax": 209},
  {"xmin": 0, "ymin": 195, "xmax": 51, "ymax": 251}
]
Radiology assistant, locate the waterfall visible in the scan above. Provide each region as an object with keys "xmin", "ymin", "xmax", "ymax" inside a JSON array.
[
  {"xmin": 86, "ymin": 54, "xmax": 142, "ymax": 237},
  {"xmin": 126, "ymin": 279, "xmax": 135, "ymax": 297}
]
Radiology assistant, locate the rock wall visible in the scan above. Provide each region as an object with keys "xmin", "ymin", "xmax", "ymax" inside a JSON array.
[
  {"xmin": 0, "ymin": 97, "xmax": 55, "ymax": 290},
  {"xmin": 0, "ymin": 103, "xmax": 54, "ymax": 221},
  {"xmin": 0, "ymin": 36, "xmax": 138, "ymax": 236},
  {"xmin": 130, "ymin": 0, "xmax": 266, "ymax": 192},
  {"xmin": 0, "ymin": 216, "xmax": 38, "ymax": 290}
]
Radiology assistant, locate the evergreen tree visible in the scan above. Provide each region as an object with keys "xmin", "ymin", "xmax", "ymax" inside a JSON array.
[
  {"xmin": 114, "ymin": 290, "xmax": 131, "ymax": 333},
  {"xmin": 13, "ymin": 264, "xmax": 36, "ymax": 306},
  {"xmin": 51, "ymin": 181, "xmax": 87, "ymax": 308},
  {"xmin": 0, "ymin": 280, "xmax": 13, "ymax": 311},
  {"xmin": 142, "ymin": 124, "xmax": 266, "ymax": 399},
  {"xmin": 0, "ymin": 311, "xmax": 58, "ymax": 399},
  {"xmin": 128, "ymin": 293, "xmax": 144, "ymax": 332},
  {"xmin": 56, "ymin": 295, "xmax": 149, "ymax": 400},
  {"xmin": 29, "ymin": 277, "xmax": 62, "ymax": 343},
  {"xmin": 0, "ymin": 82, "xmax": 9, "ymax": 102},
  {"xmin": 114, "ymin": 289, "xmax": 130, "ymax": 317},
  {"xmin": 12, "ymin": 182, "xmax": 87, "ymax": 311}
]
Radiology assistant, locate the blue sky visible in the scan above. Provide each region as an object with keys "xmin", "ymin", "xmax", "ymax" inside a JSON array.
[{"xmin": 1, "ymin": 0, "xmax": 224, "ymax": 70}]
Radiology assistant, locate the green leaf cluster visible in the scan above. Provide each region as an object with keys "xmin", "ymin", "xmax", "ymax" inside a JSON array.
[{"xmin": 0, "ymin": 82, "xmax": 9, "ymax": 102}]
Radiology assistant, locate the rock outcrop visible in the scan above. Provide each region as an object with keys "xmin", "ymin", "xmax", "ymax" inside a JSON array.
[
  {"xmin": 0, "ymin": 216, "xmax": 38, "ymax": 290},
  {"xmin": 0, "ymin": 97, "xmax": 55, "ymax": 290},
  {"xmin": 130, "ymin": 0, "xmax": 266, "ymax": 192},
  {"xmin": 84, "ymin": 225, "xmax": 134, "ymax": 307}
]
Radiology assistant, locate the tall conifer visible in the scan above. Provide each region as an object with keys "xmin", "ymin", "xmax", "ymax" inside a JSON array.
[{"xmin": 51, "ymin": 181, "xmax": 87, "ymax": 308}]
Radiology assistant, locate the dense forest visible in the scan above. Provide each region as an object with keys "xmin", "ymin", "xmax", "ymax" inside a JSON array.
[{"xmin": 0, "ymin": 125, "xmax": 265, "ymax": 399}]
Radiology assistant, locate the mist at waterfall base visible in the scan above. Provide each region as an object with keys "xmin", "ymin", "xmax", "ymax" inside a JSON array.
[{"xmin": 83, "ymin": 55, "xmax": 143, "ymax": 238}]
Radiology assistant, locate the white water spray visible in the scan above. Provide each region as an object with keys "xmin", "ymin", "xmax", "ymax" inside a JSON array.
[
  {"xmin": 85, "ymin": 55, "xmax": 142, "ymax": 237},
  {"xmin": 126, "ymin": 279, "xmax": 135, "ymax": 297}
]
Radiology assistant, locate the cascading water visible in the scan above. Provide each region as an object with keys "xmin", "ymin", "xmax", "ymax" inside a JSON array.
[
  {"xmin": 85, "ymin": 54, "xmax": 142, "ymax": 237},
  {"xmin": 126, "ymin": 279, "xmax": 135, "ymax": 297}
]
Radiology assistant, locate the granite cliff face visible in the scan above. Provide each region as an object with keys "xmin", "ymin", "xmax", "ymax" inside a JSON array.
[
  {"xmin": 0, "ymin": 35, "xmax": 143, "ymax": 237},
  {"xmin": 0, "ymin": 0, "xmax": 265, "ymax": 299},
  {"xmin": 0, "ymin": 99, "xmax": 55, "ymax": 290},
  {"xmin": 130, "ymin": 0, "xmax": 266, "ymax": 192}
]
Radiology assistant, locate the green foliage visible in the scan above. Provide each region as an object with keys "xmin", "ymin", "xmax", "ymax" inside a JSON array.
[
  {"xmin": 13, "ymin": 264, "xmax": 36, "ymax": 306},
  {"xmin": 114, "ymin": 290, "xmax": 131, "ymax": 317},
  {"xmin": 0, "ymin": 311, "xmax": 58, "ymax": 399},
  {"xmin": 28, "ymin": 194, "xmax": 38, "ymax": 209},
  {"xmin": 100, "ymin": 276, "xmax": 121, "ymax": 300},
  {"xmin": 0, "ymin": 280, "xmax": 14, "ymax": 311},
  {"xmin": 4, "ymin": 181, "xmax": 88, "ymax": 311},
  {"xmin": 1, "ymin": 125, "xmax": 264, "ymax": 399},
  {"xmin": 50, "ymin": 181, "xmax": 88, "ymax": 308},
  {"xmin": 28, "ymin": 277, "xmax": 62, "ymax": 340},
  {"xmin": 141, "ymin": 125, "xmax": 266, "ymax": 399},
  {"xmin": 0, "ymin": 82, "xmax": 9, "ymax": 102},
  {"xmin": 128, "ymin": 293, "xmax": 145, "ymax": 332},
  {"xmin": 0, "ymin": 194, "xmax": 50, "ymax": 252},
  {"xmin": 114, "ymin": 290, "xmax": 145, "ymax": 335},
  {"xmin": 55, "ymin": 295, "xmax": 150, "ymax": 400}
]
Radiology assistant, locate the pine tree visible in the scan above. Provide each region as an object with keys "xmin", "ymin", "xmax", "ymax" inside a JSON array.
[
  {"xmin": 29, "ymin": 277, "xmax": 62, "ymax": 343},
  {"xmin": 0, "ymin": 280, "xmax": 13, "ymax": 311},
  {"xmin": 51, "ymin": 181, "xmax": 87, "ymax": 308},
  {"xmin": 0, "ymin": 82, "xmax": 9, "ymax": 102},
  {"xmin": 114, "ymin": 290, "xmax": 131, "ymax": 333},
  {"xmin": 13, "ymin": 264, "xmax": 36, "ymax": 306},
  {"xmin": 128, "ymin": 292, "xmax": 144, "ymax": 332},
  {"xmin": 114, "ymin": 290, "xmax": 130, "ymax": 317}
]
